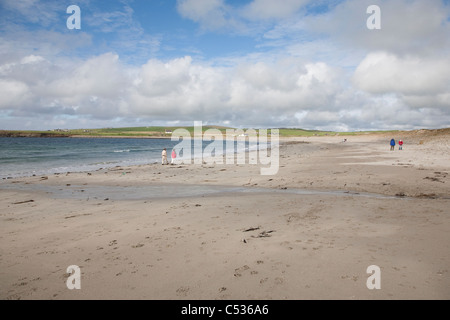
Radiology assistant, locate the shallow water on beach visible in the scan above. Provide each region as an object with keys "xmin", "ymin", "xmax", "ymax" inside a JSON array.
[
  {"xmin": 0, "ymin": 137, "xmax": 172, "ymax": 179},
  {"xmin": 0, "ymin": 182, "xmax": 404, "ymax": 201},
  {"xmin": 0, "ymin": 137, "xmax": 266, "ymax": 179}
]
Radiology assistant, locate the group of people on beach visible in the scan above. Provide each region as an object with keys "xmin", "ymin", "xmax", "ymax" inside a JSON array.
[
  {"xmin": 162, "ymin": 140, "xmax": 403, "ymax": 164},
  {"xmin": 161, "ymin": 148, "xmax": 177, "ymax": 165},
  {"xmin": 390, "ymin": 138, "xmax": 403, "ymax": 151}
]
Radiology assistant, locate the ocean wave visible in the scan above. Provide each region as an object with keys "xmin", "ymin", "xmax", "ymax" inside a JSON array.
[{"xmin": 1, "ymin": 138, "xmax": 269, "ymax": 179}]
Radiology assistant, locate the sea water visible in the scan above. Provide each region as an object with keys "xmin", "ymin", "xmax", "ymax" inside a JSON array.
[{"xmin": 0, "ymin": 137, "xmax": 262, "ymax": 179}]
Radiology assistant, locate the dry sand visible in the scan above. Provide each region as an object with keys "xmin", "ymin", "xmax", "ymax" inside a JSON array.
[{"xmin": 0, "ymin": 130, "xmax": 449, "ymax": 300}]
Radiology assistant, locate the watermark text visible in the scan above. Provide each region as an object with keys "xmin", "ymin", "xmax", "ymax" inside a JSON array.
[
  {"xmin": 67, "ymin": 5, "xmax": 81, "ymax": 30},
  {"xmin": 171, "ymin": 121, "xmax": 279, "ymax": 175}
]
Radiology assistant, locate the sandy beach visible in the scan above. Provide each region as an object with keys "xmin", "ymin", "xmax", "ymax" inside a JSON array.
[{"xmin": 0, "ymin": 130, "xmax": 449, "ymax": 300}]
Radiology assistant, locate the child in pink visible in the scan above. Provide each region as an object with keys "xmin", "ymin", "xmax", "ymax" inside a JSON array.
[{"xmin": 171, "ymin": 149, "xmax": 177, "ymax": 164}]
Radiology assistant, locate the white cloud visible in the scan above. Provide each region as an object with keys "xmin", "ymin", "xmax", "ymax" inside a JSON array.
[
  {"xmin": 353, "ymin": 52, "xmax": 450, "ymax": 95},
  {"xmin": 177, "ymin": 0, "xmax": 236, "ymax": 31},
  {"xmin": 353, "ymin": 52, "xmax": 450, "ymax": 109},
  {"xmin": 45, "ymin": 53, "xmax": 127, "ymax": 99},
  {"xmin": 126, "ymin": 55, "xmax": 344, "ymax": 126},
  {"xmin": 0, "ymin": 79, "xmax": 30, "ymax": 109},
  {"xmin": 304, "ymin": 0, "xmax": 450, "ymax": 56},
  {"xmin": 0, "ymin": 0, "xmax": 62, "ymax": 26},
  {"xmin": 20, "ymin": 55, "xmax": 46, "ymax": 64},
  {"xmin": 226, "ymin": 61, "xmax": 342, "ymax": 116},
  {"xmin": 0, "ymin": 52, "xmax": 130, "ymax": 120},
  {"xmin": 241, "ymin": 0, "xmax": 308, "ymax": 21},
  {"xmin": 1, "ymin": 49, "xmax": 448, "ymax": 130},
  {"xmin": 137, "ymin": 56, "xmax": 194, "ymax": 97},
  {"xmin": 128, "ymin": 56, "xmax": 231, "ymax": 119},
  {"xmin": 176, "ymin": 0, "xmax": 309, "ymax": 33}
]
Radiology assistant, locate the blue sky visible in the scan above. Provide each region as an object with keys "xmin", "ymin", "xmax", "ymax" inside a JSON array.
[
  {"xmin": 0, "ymin": 0, "xmax": 449, "ymax": 130},
  {"xmin": 62, "ymin": 0, "xmax": 342, "ymax": 64}
]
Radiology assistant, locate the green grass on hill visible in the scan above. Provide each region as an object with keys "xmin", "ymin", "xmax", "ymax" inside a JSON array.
[
  {"xmin": 277, "ymin": 128, "xmax": 399, "ymax": 137},
  {"xmin": 71, "ymin": 126, "xmax": 233, "ymax": 137},
  {"xmin": 0, "ymin": 127, "xmax": 401, "ymax": 138}
]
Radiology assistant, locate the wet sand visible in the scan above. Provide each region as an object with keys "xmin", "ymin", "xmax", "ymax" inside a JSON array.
[{"xmin": 0, "ymin": 130, "xmax": 449, "ymax": 299}]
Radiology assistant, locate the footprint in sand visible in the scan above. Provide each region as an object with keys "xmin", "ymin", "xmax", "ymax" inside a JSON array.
[
  {"xmin": 108, "ymin": 240, "xmax": 117, "ymax": 246},
  {"xmin": 234, "ymin": 265, "xmax": 250, "ymax": 277},
  {"xmin": 274, "ymin": 277, "xmax": 284, "ymax": 285},
  {"xmin": 176, "ymin": 286, "xmax": 190, "ymax": 297}
]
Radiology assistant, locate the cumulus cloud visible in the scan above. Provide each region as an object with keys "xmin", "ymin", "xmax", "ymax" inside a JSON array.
[
  {"xmin": 0, "ymin": 52, "xmax": 130, "ymax": 119},
  {"xmin": 353, "ymin": 52, "xmax": 450, "ymax": 96},
  {"xmin": 0, "ymin": 79, "xmax": 30, "ymax": 109},
  {"xmin": 128, "ymin": 56, "xmax": 228, "ymax": 119},
  {"xmin": 0, "ymin": 50, "xmax": 345, "ymax": 126},
  {"xmin": 123, "ymin": 55, "xmax": 347, "ymax": 128},
  {"xmin": 302, "ymin": 0, "xmax": 450, "ymax": 56},
  {"xmin": 45, "ymin": 53, "xmax": 127, "ymax": 99},
  {"xmin": 1, "ymin": 47, "xmax": 449, "ymax": 130},
  {"xmin": 353, "ymin": 52, "xmax": 450, "ymax": 110}
]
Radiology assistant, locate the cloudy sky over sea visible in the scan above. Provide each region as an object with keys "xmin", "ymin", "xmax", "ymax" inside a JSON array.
[{"xmin": 0, "ymin": 0, "xmax": 449, "ymax": 131}]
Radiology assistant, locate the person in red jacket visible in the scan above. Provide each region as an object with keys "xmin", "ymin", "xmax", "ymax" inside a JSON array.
[
  {"xmin": 171, "ymin": 148, "xmax": 177, "ymax": 164},
  {"xmin": 399, "ymin": 140, "xmax": 403, "ymax": 150}
]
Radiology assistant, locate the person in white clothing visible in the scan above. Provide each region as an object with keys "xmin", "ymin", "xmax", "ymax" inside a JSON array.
[{"xmin": 161, "ymin": 148, "xmax": 168, "ymax": 165}]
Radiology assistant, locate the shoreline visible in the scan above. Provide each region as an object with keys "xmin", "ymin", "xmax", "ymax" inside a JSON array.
[
  {"xmin": 0, "ymin": 135, "xmax": 280, "ymax": 180},
  {"xmin": 2, "ymin": 132, "xmax": 449, "ymax": 198}
]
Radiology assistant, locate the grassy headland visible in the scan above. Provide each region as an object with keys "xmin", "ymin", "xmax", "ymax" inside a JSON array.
[{"xmin": 0, "ymin": 126, "xmax": 403, "ymax": 138}]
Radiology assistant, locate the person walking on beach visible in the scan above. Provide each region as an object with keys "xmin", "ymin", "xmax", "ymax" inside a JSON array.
[
  {"xmin": 171, "ymin": 149, "xmax": 176, "ymax": 164},
  {"xmin": 162, "ymin": 148, "xmax": 168, "ymax": 165},
  {"xmin": 390, "ymin": 138, "xmax": 395, "ymax": 151},
  {"xmin": 399, "ymin": 139, "xmax": 403, "ymax": 150}
]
